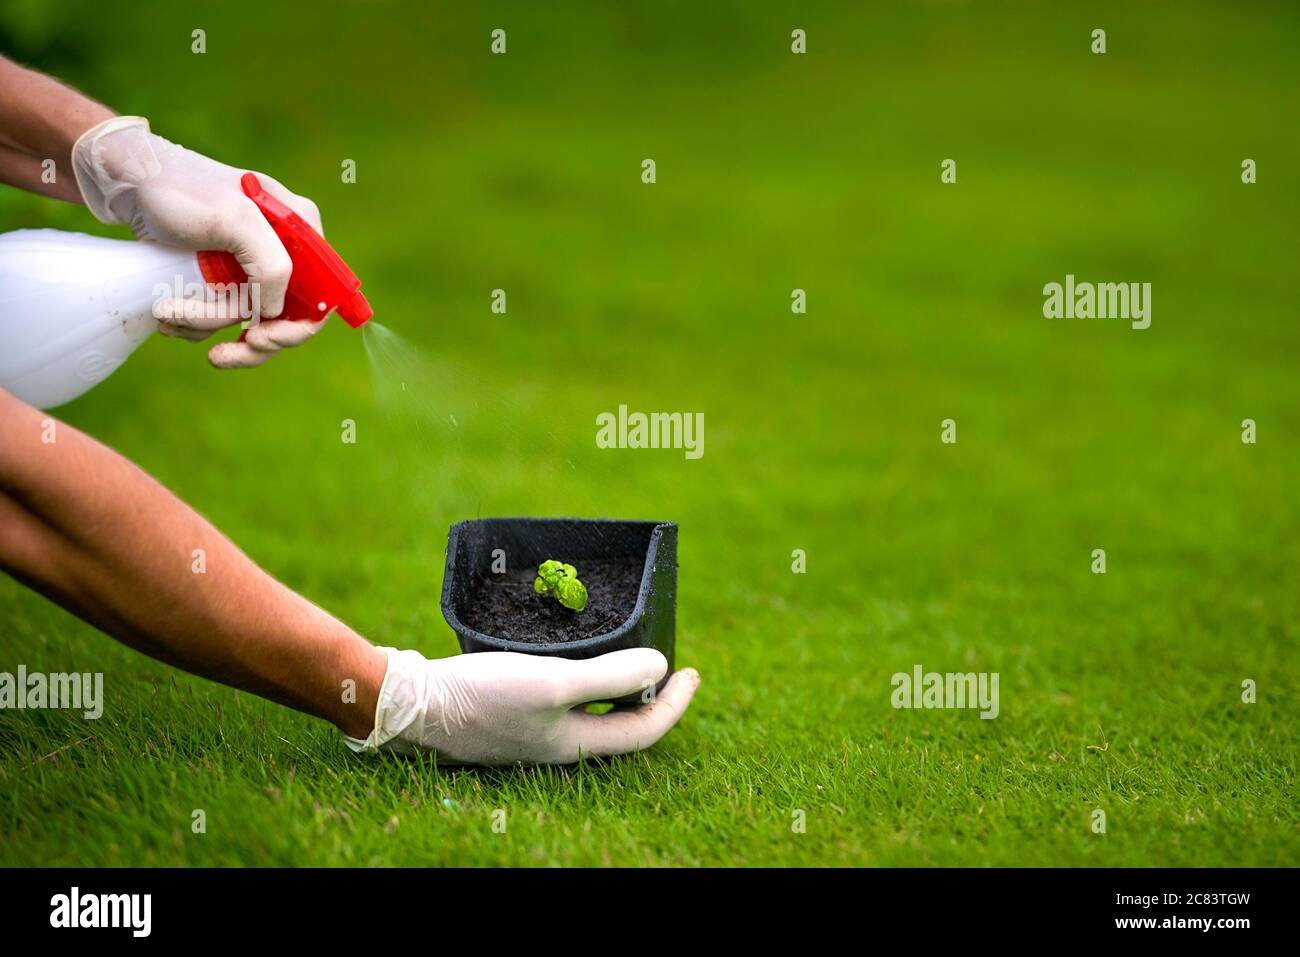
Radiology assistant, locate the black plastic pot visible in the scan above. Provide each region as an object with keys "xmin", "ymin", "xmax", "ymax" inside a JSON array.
[{"xmin": 440, "ymin": 518, "xmax": 677, "ymax": 703}]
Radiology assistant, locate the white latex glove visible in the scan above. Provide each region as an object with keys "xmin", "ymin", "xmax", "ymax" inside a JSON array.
[
  {"xmin": 346, "ymin": 647, "xmax": 701, "ymax": 765},
  {"xmin": 71, "ymin": 115, "xmax": 324, "ymax": 369}
]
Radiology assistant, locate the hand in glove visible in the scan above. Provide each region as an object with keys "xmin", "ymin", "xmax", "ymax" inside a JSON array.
[
  {"xmin": 72, "ymin": 115, "xmax": 324, "ymax": 369},
  {"xmin": 346, "ymin": 647, "xmax": 700, "ymax": 765}
]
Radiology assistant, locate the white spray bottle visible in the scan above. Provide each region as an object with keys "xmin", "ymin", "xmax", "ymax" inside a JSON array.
[{"xmin": 0, "ymin": 173, "xmax": 372, "ymax": 409}]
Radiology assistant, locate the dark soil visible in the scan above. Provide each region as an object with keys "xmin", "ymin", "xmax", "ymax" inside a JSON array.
[{"xmin": 462, "ymin": 559, "xmax": 643, "ymax": 643}]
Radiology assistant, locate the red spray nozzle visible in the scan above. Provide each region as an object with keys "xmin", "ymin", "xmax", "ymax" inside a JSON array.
[{"xmin": 196, "ymin": 172, "xmax": 372, "ymax": 331}]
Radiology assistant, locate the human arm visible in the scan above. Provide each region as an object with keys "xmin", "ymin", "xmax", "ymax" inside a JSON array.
[
  {"xmin": 0, "ymin": 386, "xmax": 385, "ymax": 736},
  {"xmin": 0, "ymin": 389, "xmax": 699, "ymax": 761},
  {"xmin": 0, "ymin": 54, "xmax": 113, "ymax": 203}
]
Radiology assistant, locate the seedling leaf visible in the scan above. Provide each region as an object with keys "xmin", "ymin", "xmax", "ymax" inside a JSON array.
[{"xmin": 533, "ymin": 559, "xmax": 589, "ymax": 612}]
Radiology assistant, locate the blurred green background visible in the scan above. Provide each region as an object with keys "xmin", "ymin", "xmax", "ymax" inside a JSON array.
[{"xmin": 1, "ymin": 0, "xmax": 1297, "ymax": 865}]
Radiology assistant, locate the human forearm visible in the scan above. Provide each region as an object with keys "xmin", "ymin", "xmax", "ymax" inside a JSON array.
[
  {"xmin": 0, "ymin": 55, "xmax": 113, "ymax": 202},
  {"xmin": 0, "ymin": 390, "xmax": 384, "ymax": 736}
]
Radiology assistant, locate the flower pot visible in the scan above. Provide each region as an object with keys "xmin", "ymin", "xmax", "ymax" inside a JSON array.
[{"xmin": 440, "ymin": 517, "xmax": 677, "ymax": 704}]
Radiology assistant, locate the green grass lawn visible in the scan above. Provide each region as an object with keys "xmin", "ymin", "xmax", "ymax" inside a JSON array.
[{"xmin": 1, "ymin": 0, "xmax": 1297, "ymax": 866}]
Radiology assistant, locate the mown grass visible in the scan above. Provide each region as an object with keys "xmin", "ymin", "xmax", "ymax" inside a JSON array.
[{"xmin": 1, "ymin": 0, "xmax": 1297, "ymax": 865}]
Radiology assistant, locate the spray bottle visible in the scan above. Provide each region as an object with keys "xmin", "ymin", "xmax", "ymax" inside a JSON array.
[{"xmin": 0, "ymin": 173, "xmax": 372, "ymax": 409}]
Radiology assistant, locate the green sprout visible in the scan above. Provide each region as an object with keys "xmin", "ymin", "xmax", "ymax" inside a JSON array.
[{"xmin": 533, "ymin": 559, "xmax": 589, "ymax": 612}]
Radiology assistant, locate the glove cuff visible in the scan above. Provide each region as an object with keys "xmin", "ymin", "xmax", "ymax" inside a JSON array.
[
  {"xmin": 71, "ymin": 115, "xmax": 154, "ymax": 225},
  {"xmin": 343, "ymin": 646, "xmax": 431, "ymax": 755}
]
